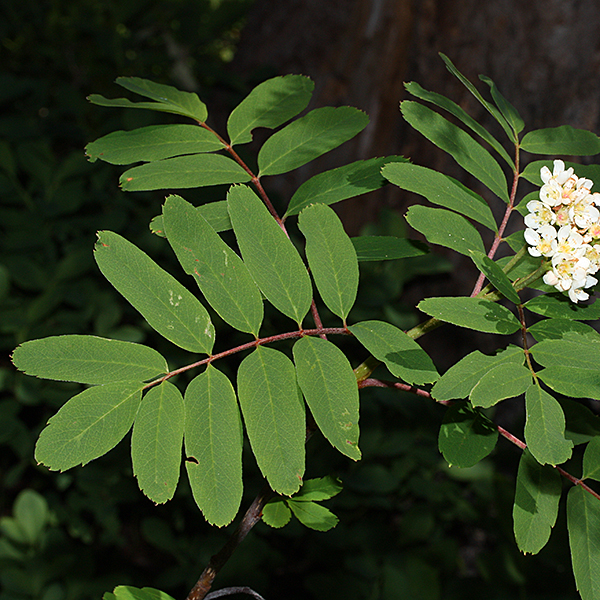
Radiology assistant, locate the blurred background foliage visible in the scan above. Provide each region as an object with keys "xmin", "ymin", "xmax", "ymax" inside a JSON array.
[{"xmin": 0, "ymin": 1, "xmax": 580, "ymax": 599}]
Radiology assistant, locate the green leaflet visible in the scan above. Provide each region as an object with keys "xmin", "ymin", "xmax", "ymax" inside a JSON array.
[
  {"xmin": 583, "ymin": 437, "xmax": 600, "ymax": 481},
  {"xmin": 440, "ymin": 53, "xmax": 514, "ymax": 139},
  {"xmin": 85, "ymin": 125, "xmax": 224, "ymax": 165},
  {"xmin": 401, "ymin": 100, "xmax": 509, "ymax": 202},
  {"xmin": 285, "ymin": 156, "xmax": 408, "ymax": 218},
  {"xmin": 404, "ymin": 80, "xmax": 514, "ymax": 168},
  {"xmin": 418, "ymin": 296, "xmax": 521, "ymax": 334},
  {"xmin": 227, "ymin": 74, "xmax": 314, "ymax": 146},
  {"xmin": 520, "ymin": 160, "xmax": 553, "ymax": 185},
  {"xmin": 106, "ymin": 586, "xmax": 175, "ymax": 600},
  {"xmin": 468, "ymin": 250, "xmax": 520, "ymax": 304},
  {"xmin": 538, "ymin": 366, "xmax": 600, "ymax": 401},
  {"xmin": 405, "ymin": 205, "xmax": 485, "ymax": 257},
  {"xmin": 262, "ymin": 500, "xmax": 292, "ymax": 528},
  {"xmin": 524, "ymin": 384, "xmax": 573, "ymax": 466},
  {"xmin": 521, "ymin": 125, "xmax": 600, "ymax": 155},
  {"xmin": 438, "ymin": 402, "xmax": 498, "ymax": 468},
  {"xmin": 349, "ymin": 320, "xmax": 438, "ymax": 386},
  {"xmin": 479, "ymin": 75, "xmax": 525, "ymax": 135},
  {"xmin": 298, "ymin": 204, "xmax": 358, "ymax": 322},
  {"xmin": 524, "ymin": 293, "xmax": 600, "ymax": 321},
  {"xmin": 469, "ymin": 363, "xmax": 532, "ymax": 408},
  {"xmin": 292, "ymin": 476, "xmax": 342, "ymax": 501},
  {"xmin": 227, "ymin": 184, "xmax": 312, "ymax": 325},
  {"xmin": 163, "ymin": 195, "xmax": 263, "ymax": 336},
  {"xmin": 12, "ymin": 335, "xmax": 168, "ymax": 385},
  {"xmin": 35, "ymin": 381, "xmax": 144, "ymax": 471},
  {"xmin": 350, "ymin": 236, "xmax": 428, "ymax": 261},
  {"xmin": 89, "ymin": 76, "xmax": 208, "ymax": 122},
  {"xmin": 293, "ymin": 336, "xmax": 361, "ymax": 461},
  {"xmin": 185, "ymin": 366, "xmax": 243, "ymax": 526},
  {"xmin": 120, "ymin": 154, "xmax": 251, "ymax": 192},
  {"xmin": 513, "ymin": 450, "xmax": 561, "ymax": 555},
  {"xmin": 382, "ymin": 163, "xmax": 497, "ymax": 231},
  {"xmin": 528, "ymin": 318, "xmax": 600, "ymax": 342},
  {"xmin": 258, "ymin": 106, "xmax": 369, "ymax": 176},
  {"xmin": 131, "ymin": 381, "xmax": 183, "ymax": 504},
  {"xmin": 94, "ymin": 231, "xmax": 215, "ymax": 354},
  {"xmin": 237, "ymin": 347, "xmax": 305, "ymax": 496},
  {"xmin": 288, "ymin": 499, "xmax": 338, "ymax": 531},
  {"xmin": 150, "ymin": 199, "xmax": 232, "ymax": 238},
  {"xmin": 431, "ymin": 345, "xmax": 524, "ymax": 401},
  {"xmin": 567, "ymin": 485, "xmax": 600, "ymax": 600},
  {"xmin": 530, "ymin": 335, "xmax": 600, "ymax": 371}
]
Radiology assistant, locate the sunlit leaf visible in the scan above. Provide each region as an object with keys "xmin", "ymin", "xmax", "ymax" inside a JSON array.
[
  {"xmin": 349, "ymin": 320, "xmax": 438, "ymax": 385},
  {"xmin": 120, "ymin": 154, "xmax": 251, "ymax": 192},
  {"xmin": 163, "ymin": 195, "xmax": 263, "ymax": 336},
  {"xmin": 293, "ymin": 336, "xmax": 360, "ymax": 461},
  {"xmin": 227, "ymin": 184, "xmax": 312, "ymax": 325},
  {"xmin": 432, "ymin": 345, "xmax": 524, "ymax": 402},
  {"xmin": 131, "ymin": 382, "xmax": 183, "ymax": 504},
  {"xmin": 528, "ymin": 318, "xmax": 600, "ymax": 342},
  {"xmin": 525, "ymin": 384, "xmax": 573, "ymax": 466},
  {"xmin": 293, "ymin": 476, "xmax": 342, "ymax": 501},
  {"xmin": 85, "ymin": 125, "xmax": 223, "ymax": 165},
  {"xmin": 438, "ymin": 402, "xmax": 498, "ymax": 468},
  {"xmin": 521, "ymin": 126, "xmax": 600, "ymax": 156},
  {"xmin": 406, "ymin": 206, "xmax": 485, "ymax": 256},
  {"xmin": 35, "ymin": 381, "xmax": 143, "ymax": 471},
  {"xmin": 382, "ymin": 162, "xmax": 497, "ymax": 231},
  {"xmin": 567, "ymin": 485, "xmax": 600, "ymax": 600},
  {"xmin": 469, "ymin": 363, "xmax": 531, "ymax": 408},
  {"xmin": 401, "ymin": 100, "xmax": 509, "ymax": 202},
  {"xmin": 262, "ymin": 499, "xmax": 292, "ymax": 528},
  {"xmin": 94, "ymin": 231, "xmax": 215, "ymax": 354},
  {"xmin": 299, "ymin": 204, "xmax": 358, "ymax": 321},
  {"xmin": 530, "ymin": 336, "xmax": 600, "ymax": 371},
  {"xmin": 288, "ymin": 499, "xmax": 338, "ymax": 531},
  {"xmin": 524, "ymin": 293, "xmax": 600, "ymax": 321},
  {"xmin": 538, "ymin": 366, "xmax": 600, "ymax": 401},
  {"xmin": 513, "ymin": 449, "xmax": 561, "ymax": 554},
  {"xmin": 109, "ymin": 586, "xmax": 176, "ymax": 600},
  {"xmin": 285, "ymin": 156, "xmax": 408, "ymax": 218},
  {"xmin": 237, "ymin": 347, "xmax": 305, "ymax": 495},
  {"xmin": 228, "ymin": 75, "xmax": 314, "ymax": 145},
  {"xmin": 150, "ymin": 199, "xmax": 232, "ymax": 238},
  {"xmin": 258, "ymin": 106, "xmax": 369, "ymax": 176},
  {"xmin": 185, "ymin": 366, "xmax": 243, "ymax": 526},
  {"xmin": 12, "ymin": 335, "xmax": 167, "ymax": 385},
  {"xmin": 418, "ymin": 296, "xmax": 521, "ymax": 334}
]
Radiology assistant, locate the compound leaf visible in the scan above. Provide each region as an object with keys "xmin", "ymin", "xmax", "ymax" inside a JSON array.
[
  {"xmin": 12, "ymin": 335, "xmax": 167, "ymax": 385},
  {"xmin": 163, "ymin": 195, "xmax": 263, "ymax": 336},
  {"xmin": 185, "ymin": 366, "xmax": 243, "ymax": 526},
  {"xmin": 131, "ymin": 381, "xmax": 183, "ymax": 504},
  {"xmin": 94, "ymin": 231, "xmax": 215, "ymax": 354},
  {"xmin": 258, "ymin": 107, "xmax": 369, "ymax": 176},
  {"xmin": 298, "ymin": 204, "xmax": 358, "ymax": 321},
  {"xmin": 228, "ymin": 75, "xmax": 314, "ymax": 146},
  {"xmin": 513, "ymin": 449, "xmax": 562, "ymax": 555},
  {"xmin": 406, "ymin": 205, "xmax": 485, "ymax": 257},
  {"xmin": 227, "ymin": 185, "xmax": 311, "ymax": 325},
  {"xmin": 438, "ymin": 402, "xmax": 498, "ymax": 468},
  {"xmin": 349, "ymin": 320, "xmax": 438, "ymax": 385},
  {"xmin": 237, "ymin": 347, "xmax": 305, "ymax": 496},
  {"xmin": 525, "ymin": 384, "xmax": 573, "ymax": 466},
  {"xmin": 293, "ymin": 336, "xmax": 361, "ymax": 461},
  {"xmin": 418, "ymin": 296, "xmax": 521, "ymax": 334},
  {"xmin": 35, "ymin": 381, "xmax": 143, "ymax": 471}
]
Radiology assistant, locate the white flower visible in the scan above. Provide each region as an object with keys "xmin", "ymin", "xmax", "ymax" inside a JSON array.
[
  {"xmin": 524, "ymin": 200, "xmax": 556, "ymax": 229},
  {"xmin": 569, "ymin": 196, "xmax": 600, "ymax": 230},
  {"xmin": 524, "ymin": 224, "xmax": 558, "ymax": 257},
  {"xmin": 539, "ymin": 179, "xmax": 564, "ymax": 207},
  {"xmin": 554, "ymin": 226, "xmax": 586, "ymax": 257},
  {"xmin": 540, "ymin": 159, "xmax": 574, "ymax": 185}
]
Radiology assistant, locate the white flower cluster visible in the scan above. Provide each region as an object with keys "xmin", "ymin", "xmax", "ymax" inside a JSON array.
[{"xmin": 524, "ymin": 160, "xmax": 600, "ymax": 303}]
